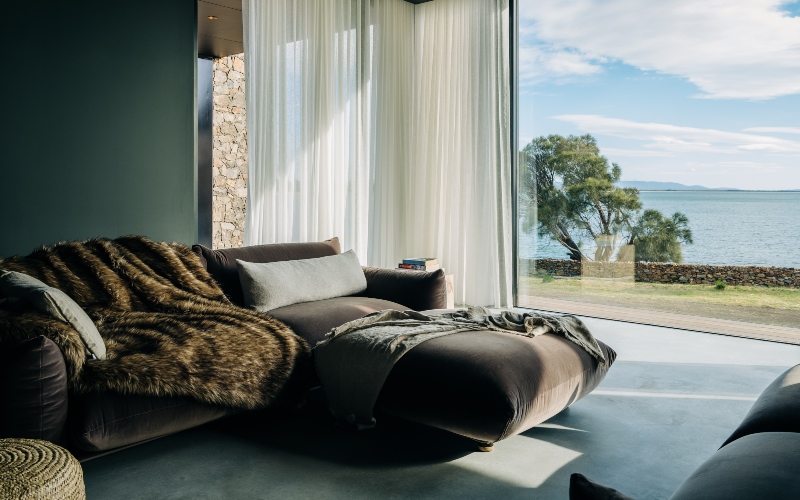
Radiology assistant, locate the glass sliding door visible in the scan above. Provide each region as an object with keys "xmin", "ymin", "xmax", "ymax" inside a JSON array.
[{"xmin": 514, "ymin": 0, "xmax": 800, "ymax": 335}]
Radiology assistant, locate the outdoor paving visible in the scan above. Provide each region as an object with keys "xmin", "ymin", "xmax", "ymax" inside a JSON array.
[{"xmin": 520, "ymin": 295, "xmax": 800, "ymax": 345}]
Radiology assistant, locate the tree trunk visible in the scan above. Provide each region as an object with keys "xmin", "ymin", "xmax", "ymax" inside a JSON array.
[{"xmin": 555, "ymin": 221, "xmax": 584, "ymax": 261}]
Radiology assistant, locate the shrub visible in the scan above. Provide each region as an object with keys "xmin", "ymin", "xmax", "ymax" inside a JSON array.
[
  {"xmin": 715, "ymin": 280, "xmax": 727, "ymax": 290},
  {"xmin": 542, "ymin": 275, "xmax": 555, "ymax": 283}
]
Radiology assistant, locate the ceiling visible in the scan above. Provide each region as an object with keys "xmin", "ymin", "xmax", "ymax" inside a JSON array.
[
  {"xmin": 198, "ymin": 0, "xmax": 243, "ymax": 59},
  {"xmin": 197, "ymin": 0, "xmax": 433, "ymax": 59}
]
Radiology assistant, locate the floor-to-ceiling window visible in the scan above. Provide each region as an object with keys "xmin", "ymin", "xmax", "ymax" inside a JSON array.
[{"xmin": 514, "ymin": 0, "xmax": 800, "ymax": 339}]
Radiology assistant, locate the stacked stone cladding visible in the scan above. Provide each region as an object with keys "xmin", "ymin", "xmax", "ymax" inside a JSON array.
[
  {"xmin": 212, "ymin": 54, "xmax": 248, "ymax": 249},
  {"xmin": 527, "ymin": 258, "xmax": 800, "ymax": 288}
]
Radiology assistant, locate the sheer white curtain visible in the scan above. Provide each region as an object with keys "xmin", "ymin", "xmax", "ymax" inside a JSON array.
[
  {"xmin": 406, "ymin": 0, "xmax": 512, "ymax": 307},
  {"xmin": 242, "ymin": 0, "xmax": 413, "ymax": 260},
  {"xmin": 244, "ymin": 0, "xmax": 511, "ymax": 307},
  {"xmin": 366, "ymin": 0, "xmax": 414, "ymax": 268}
]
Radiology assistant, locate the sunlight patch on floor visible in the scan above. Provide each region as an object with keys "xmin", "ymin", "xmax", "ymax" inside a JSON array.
[
  {"xmin": 452, "ymin": 437, "xmax": 582, "ymax": 488},
  {"xmin": 592, "ymin": 390, "xmax": 758, "ymax": 401},
  {"xmin": 535, "ymin": 423, "xmax": 588, "ymax": 433}
]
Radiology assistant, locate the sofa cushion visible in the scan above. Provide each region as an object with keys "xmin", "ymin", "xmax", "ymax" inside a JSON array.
[
  {"xmin": 268, "ymin": 296, "xmax": 408, "ymax": 346},
  {"xmin": 669, "ymin": 432, "xmax": 800, "ymax": 500},
  {"xmin": 192, "ymin": 238, "xmax": 341, "ymax": 307},
  {"xmin": 721, "ymin": 363, "xmax": 800, "ymax": 447},
  {"xmin": 69, "ymin": 391, "xmax": 236, "ymax": 452},
  {"xmin": 0, "ymin": 271, "xmax": 106, "ymax": 359},
  {"xmin": 360, "ymin": 267, "xmax": 447, "ymax": 311},
  {"xmin": 0, "ymin": 336, "xmax": 69, "ymax": 445},
  {"xmin": 237, "ymin": 250, "xmax": 367, "ymax": 312},
  {"xmin": 376, "ymin": 330, "xmax": 616, "ymax": 443}
]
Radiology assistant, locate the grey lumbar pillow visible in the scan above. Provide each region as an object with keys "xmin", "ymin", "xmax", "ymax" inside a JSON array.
[
  {"xmin": 0, "ymin": 270, "xmax": 106, "ymax": 360},
  {"xmin": 237, "ymin": 249, "xmax": 368, "ymax": 312}
]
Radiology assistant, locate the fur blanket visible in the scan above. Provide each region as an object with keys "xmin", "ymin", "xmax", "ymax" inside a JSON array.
[{"xmin": 0, "ymin": 236, "xmax": 310, "ymax": 409}]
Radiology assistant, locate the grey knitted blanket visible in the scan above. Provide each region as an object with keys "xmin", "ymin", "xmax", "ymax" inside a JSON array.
[{"xmin": 313, "ymin": 307, "xmax": 605, "ymax": 428}]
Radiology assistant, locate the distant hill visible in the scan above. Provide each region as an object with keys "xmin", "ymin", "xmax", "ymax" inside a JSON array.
[{"xmin": 616, "ymin": 181, "xmax": 739, "ymax": 191}]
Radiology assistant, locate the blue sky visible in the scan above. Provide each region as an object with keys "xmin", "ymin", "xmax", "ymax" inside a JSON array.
[{"xmin": 518, "ymin": 0, "xmax": 800, "ymax": 190}]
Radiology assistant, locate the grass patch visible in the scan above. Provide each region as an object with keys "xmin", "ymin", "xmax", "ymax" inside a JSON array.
[{"xmin": 520, "ymin": 276, "xmax": 800, "ymax": 329}]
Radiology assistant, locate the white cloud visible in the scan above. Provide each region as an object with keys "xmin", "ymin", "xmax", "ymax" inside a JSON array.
[
  {"xmin": 520, "ymin": 0, "xmax": 800, "ymax": 100},
  {"xmin": 554, "ymin": 114, "xmax": 800, "ymax": 154},
  {"xmin": 686, "ymin": 161, "xmax": 784, "ymax": 170},
  {"xmin": 601, "ymin": 148, "xmax": 672, "ymax": 158},
  {"xmin": 743, "ymin": 127, "xmax": 800, "ymax": 135},
  {"xmin": 519, "ymin": 46, "xmax": 603, "ymax": 84}
]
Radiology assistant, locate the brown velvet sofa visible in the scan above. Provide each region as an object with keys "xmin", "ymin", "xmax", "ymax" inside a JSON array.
[
  {"xmin": 193, "ymin": 239, "xmax": 616, "ymax": 448},
  {"xmin": 0, "ymin": 237, "xmax": 614, "ymax": 457}
]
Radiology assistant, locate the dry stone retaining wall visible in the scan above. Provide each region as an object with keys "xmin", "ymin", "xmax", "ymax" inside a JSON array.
[
  {"xmin": 528, "ymin": 259, "xmax": 581, "ymax": 277},
  {"xmin": 527, "ymin": 258, "xmax": 800, "ymax": 288},
  {"xmin": 212, "ymin": 54, "xmax": 248, "ymax": 249}
]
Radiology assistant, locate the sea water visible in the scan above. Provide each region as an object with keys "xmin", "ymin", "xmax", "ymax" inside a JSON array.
[{"xmin": 521, "ymin": 191, "xmax": 800, "ymax": 269}]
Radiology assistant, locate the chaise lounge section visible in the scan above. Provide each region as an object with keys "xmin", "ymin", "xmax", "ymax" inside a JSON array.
[{"xmin": 378, "ymin": 328, "xmax": 616, "ymax": 446}]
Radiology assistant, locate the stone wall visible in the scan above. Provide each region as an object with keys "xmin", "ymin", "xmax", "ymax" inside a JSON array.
[
  {"xmin": 528, "ymin": 258, "xmax": 581, "ymax": 277},
  {"xmin": 635, "ymin": 262, "xmax": 800, "ymax": 287},
  {"xmin": 212, "ymin": 54, "xmax": 248, "ymax": 249},
  {"xmin": 526, "ymin": 258, "xmax": 800, "ymax": 288}
]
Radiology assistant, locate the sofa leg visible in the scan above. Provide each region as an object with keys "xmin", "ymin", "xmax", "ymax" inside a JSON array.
[{"xmin": 477, "ymin": 443, "xmax": 494, "ymax": 452}]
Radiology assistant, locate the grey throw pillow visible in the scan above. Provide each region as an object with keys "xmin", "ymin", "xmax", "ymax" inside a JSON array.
[
  {"xmin": 0, "ymin": 270, "xmax": 106, "ymax": 360},
  {"xmin": 237, "ymin": 250, "xmax": 368, "ymax": 312}
]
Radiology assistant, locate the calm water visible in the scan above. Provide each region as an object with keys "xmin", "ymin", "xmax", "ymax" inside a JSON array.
[{"xmin": 521, "ymin": 191, "xmax": 800, "ymax": 268}]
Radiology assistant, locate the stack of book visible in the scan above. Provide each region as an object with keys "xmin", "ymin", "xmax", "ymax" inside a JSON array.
[{"xmin": 398, "ymin": 257, "xmax": 440, "ymax": 272}]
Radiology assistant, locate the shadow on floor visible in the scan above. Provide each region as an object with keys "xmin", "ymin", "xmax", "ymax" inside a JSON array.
[
  {"xmin": 82, "ymin": 360, "xmax": 788, "ymax": 499},
  {"xmin": 204, "ymin": 387, "xmax": 478, "ymax": 468}
]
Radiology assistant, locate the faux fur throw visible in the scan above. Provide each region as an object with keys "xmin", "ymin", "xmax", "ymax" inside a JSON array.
[{"xmin": 0, "ymin": 236, "xmax": 310, "ymax": 409}]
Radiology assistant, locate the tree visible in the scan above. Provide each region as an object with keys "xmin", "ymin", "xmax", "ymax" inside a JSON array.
[
  {"xmin": 627, "ymin": 210, "xmax": 693, "ymax": 263},
  {"xmin": 520, "ymin": 134, "xmax": 692, "ymax": 262}
]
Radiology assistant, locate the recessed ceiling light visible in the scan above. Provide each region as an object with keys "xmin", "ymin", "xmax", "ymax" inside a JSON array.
[{"xmin": 207, "ymin": 15, "xmax": 218, "ymax": 20}]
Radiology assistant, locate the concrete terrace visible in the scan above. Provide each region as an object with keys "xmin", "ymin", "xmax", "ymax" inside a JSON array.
[{"xmin": 81, "ymin": 316, "xmax": 800, "ymax": 499}]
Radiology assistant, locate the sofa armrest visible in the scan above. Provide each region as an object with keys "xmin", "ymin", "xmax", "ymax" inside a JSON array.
[
  {"xmin": 0, "ymin": 336, "xmax": 69, "ymax": 445},
  {"xmin": 361, "ymin": 267, "xmax": 447, "ymax": 311},
  {"xmin": 721, "ymin": 363, "xmax": 800, "ymax": 447}
]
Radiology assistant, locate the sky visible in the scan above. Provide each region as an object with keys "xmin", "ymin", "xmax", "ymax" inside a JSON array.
[{"xmin": 518, "ymin": 0, "xmax": 800, "ymax": 190}]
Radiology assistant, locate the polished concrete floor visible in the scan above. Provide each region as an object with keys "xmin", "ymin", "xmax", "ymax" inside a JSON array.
[{"xmin": 82, "ymin": 318, "xmax": 800, "ymax": 499}]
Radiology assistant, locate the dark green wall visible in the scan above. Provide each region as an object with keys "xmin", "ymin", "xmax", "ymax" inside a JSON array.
[{"xmin": 0, "ymin": 1, "xmax": 198, "ymax": 257}]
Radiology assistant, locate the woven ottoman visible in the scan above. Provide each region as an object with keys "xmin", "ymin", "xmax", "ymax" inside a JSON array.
[{"xmin": 0, "ymin": 438, "xmax": 85, "ymax": 500}]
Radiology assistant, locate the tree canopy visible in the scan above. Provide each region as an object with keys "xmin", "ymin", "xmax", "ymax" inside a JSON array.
[
  {"xmin": 520, "ymin": 134, "xmax": 692, "ymax": 262},
  {"xmin": 629, "ymin": 209, "xmax": 693, "ymax": 263}
]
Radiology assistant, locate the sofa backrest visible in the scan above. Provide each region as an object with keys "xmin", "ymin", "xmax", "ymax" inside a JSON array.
[{"xmin": 192, "ymin": 238, "xmax": 341, "ymax": 307}]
